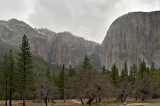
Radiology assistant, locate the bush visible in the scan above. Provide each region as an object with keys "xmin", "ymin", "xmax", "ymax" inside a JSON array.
[{"xmin": 12, "ymin": 92, "xmax": 21, "ymax": 100}]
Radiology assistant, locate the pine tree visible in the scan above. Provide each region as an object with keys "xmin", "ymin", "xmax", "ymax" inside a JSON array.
[
  {"xmin": 82, "ymin": 55, "xmax": 91, "ymax": 70},
  {"xmin": 121, "ymin": 62, "xmax": 128, "ymax": 81},
  {"xmin": 129, "ymin": 64, "xmax": 137, "ymax": 82},
  {"xmin": 138, "ymin": 60, "xmax": 147, "ymax": 78},
  {"xmin": 68, "ymin": 65, "xmax": 76, "ymax": 77},
  {"xmin": 56, "ymin": 65, "xmax": 67, "ymax": 99},
  {"xmin": 2, "ymin": 50, "xmax": 15, "ymax": 106},
  {"xmin": 106, "ymin": 69, "xmax": 110, "ymax": 75},
  {"xmin": 101, "ymin": 65, "xmax": 106, "ymax": 74},
  {"xmin": 150, "ymin": 61, "xmax": 155, "ymax": 73},
  {"xmin": 111, "ymin": 63, "xmax": 119, "ymax": 87},
  {"xmin": 3, "ymin": 53, "xmax": 8, "ymax": 106},
  {"xmin": 62, "ymin": 65, "xmax": 65, "ymax": 102},
  {"xmin": 46, "ymin": 67, "xmax": 51, "ymax": 81},
  {"xmin": 52, "ymin": 69, "xmax": 56, "ymax": 82},
  {"xmin": 8, "ymin": 50, "xmax": 15, "ymax": 106},
  {"xmin": 17, "ymin": 35, "xmax": 34, "ymax": 106}
]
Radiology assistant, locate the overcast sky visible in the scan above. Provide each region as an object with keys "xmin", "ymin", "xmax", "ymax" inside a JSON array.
[{"xmin": 0, "ymin": 0, "xmax": 160, "ymax": 43}]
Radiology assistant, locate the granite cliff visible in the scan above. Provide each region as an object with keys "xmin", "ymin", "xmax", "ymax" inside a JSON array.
[
  {"xmin": 102, "ymin": 11, "xmax": 160, "ymax": 69},
  {"xmin": 0, "ymin": 19, "xmax": 98, "ymax": 67},
  {"xmin": 1, "ymin": 11, "xmax": 160, "ymax": 69}
]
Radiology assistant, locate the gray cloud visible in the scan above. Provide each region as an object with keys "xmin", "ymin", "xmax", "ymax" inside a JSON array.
[
  {"xmin": 0, "ymin": 0, "xmax": 35, "ymax": 20},
  {"xmin": 1, "ymin": 0, "xmax": 160, "ymax": 43}
]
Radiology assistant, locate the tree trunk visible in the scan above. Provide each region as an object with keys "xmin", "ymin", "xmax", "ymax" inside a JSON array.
[
  {"xmin": 9, "ymin": 71, "xmax": 13, "ymax": 106},
  {"xmin": 5, "ymin": 89, "xmax": 7, "ymax": 106},
  {"xmin": 87, "ymin": 97, "xmax": 95, "ymax": 105},
  {"xmin": 45, "ymin": 97, "xmax": 48, "ymax": 106},
  {"xmin": 5, "ymin": 75, "xmax": 8, "ymax": 106},
  {"xmin": 114, "ymin": 93, "xmax": 124, "ymax": 103},
  {"xmin": 23, "ymin": 67, "xmax": 26, "ymax": 106},
  {"xmin": 135, "ymin": 95, "xmax": 138, "ymax": 101},
  {"xmin": 80, "ymin": 99, "xmax": 84, "ymax": 105},
  {"xmin": 121, "ymin": 94, "xmax": 124, "ymax": 102},
  {"xmin": 62, "ymin": 64, "xmax": 65, "ymax": 102},
  {"xmin": 122, "ymin": 95, "xmax": 128, "ymax": 102},
  {"xmin": 9, "ymin": 87, "xmax": 12, "ymax": 106},
  {"xmin": 99, "ymin": 98, "xmax": 101, "ymax": 102},
  {"xmin": 141, "ymin": 93, "xmax": 146, "ymax": 101},
  {"xmin": 23, "ymin": 92, "xmax": 25, "ymax": 106}
]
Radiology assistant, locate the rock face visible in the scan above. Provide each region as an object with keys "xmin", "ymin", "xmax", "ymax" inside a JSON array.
[
  {"xmin": 2, "ymin": 11, "xmax": 160, "ymax": 69},
  {"xmin": 89, "ymin": 45, "xmax": 101, "ymax": 69},
  {"xmin": 47, "ymin": 31, "xmax": 98, "ymax": 67},
  {"xmin": 102, "ymin": 11, "xmax": 160, "ymax": 69},
  {"xmin": 0, "ymin": 19, "xmax": 98, "ymax": 67}
]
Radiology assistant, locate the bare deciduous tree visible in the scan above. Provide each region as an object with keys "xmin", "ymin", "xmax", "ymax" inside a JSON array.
[
  {"xmin": 134, "ymin": 75, "xmax": 152, "ymax": 101},
  {"xmin": 35, "ymin": 77, "xmax": 59, "ymax": 106},
  {"xmin": 86, "ymin": 74, "xmax": 112, "ymax": 105},
  {"xmin": 68, "ymin": 69, "xmax": 112, "ymax": 105},
  {"xmin": 115, "ymin": 80, "xmax": 135, "ymax": 102}
]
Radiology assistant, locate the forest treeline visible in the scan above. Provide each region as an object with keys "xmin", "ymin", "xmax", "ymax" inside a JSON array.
[{"xmin": 0, "ymin": 35, "xmax": 160, "ymax": 106}]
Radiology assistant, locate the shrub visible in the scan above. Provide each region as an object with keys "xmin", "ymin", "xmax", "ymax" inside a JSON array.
[{"xmin": 12, "ymin": 92, "xmax": 21, "ymax": 100}]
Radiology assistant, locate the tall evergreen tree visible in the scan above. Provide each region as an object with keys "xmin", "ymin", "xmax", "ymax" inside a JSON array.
[
  {"xmin": 82, "ymin": 55, "xmax": 91, "ymax": 70},
  {"xmin": 46, "ymin": 67, "xmax": 51, "ymax": 81},
  {"xmin": 129, "ymin": 63, "xmax": 137, "ymax": 82},
  {"xmin": 101, "ymin": 65, "xmax": 106, "ymax": 75},
  {"xmin": 111, "ymin": 63, "xmax": 119, "ymax": 87},
  {"xmin": 121, "ymin": 62, "xmax": 128, "ymax": 81},
  {"xmin": 62, "ymin": 65, "xmax": 65, "ymax": 102},
  {"xmin": 3, "ymin": 53, "xmax": 8, "ymax": 106},
  {"xmin": 52, "ymin": 69, "xmax": 56, "ymax": 82},
  {"xmin": 56, "ymin": 70, "xmax": 63, "ymax": 89},
  {"xmin": 17, "ymin": 35, "xmax": 34, "ymax": 106},
  {"xmin": 150, "ymin": 61, "xmax": 155, "ymax": 73},
  {"xmin": 138, "ymin": 60, "xmax": 147, "ymax": 78},
  {"xmin": 56, "ymin": 65, "xmax": 67, "ymax": 99},
  {"xmin": 8, "ymin": 50, "xmax": 14, "ymax": 106},
  {"xmin": 68, "ymin": 65, "xmax": 76, "ymax": 77}
]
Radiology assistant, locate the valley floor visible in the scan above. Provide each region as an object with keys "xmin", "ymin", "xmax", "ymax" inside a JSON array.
[{"xmin": 1, "ymin": 98, "xmax": 160, "ymax": 106}]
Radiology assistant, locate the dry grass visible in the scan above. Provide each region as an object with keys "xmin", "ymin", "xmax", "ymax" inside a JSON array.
[
  {"xmin": 0, "ymin": 100, "xmax": 82, "ymax": 106},
  {"xmin": 0, "ymin": 100, "xmax": 45, "ymax": 106},
  {"xmin": 1, "ymin": 98, "xmax": 160, "ymax": 106}
]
